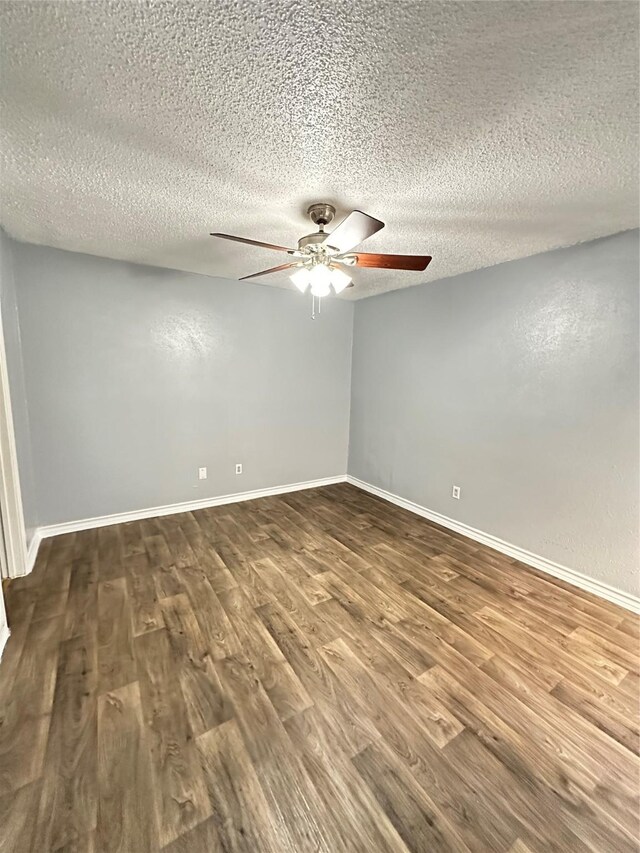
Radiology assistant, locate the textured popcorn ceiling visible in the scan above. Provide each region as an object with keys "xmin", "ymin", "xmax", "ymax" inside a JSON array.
[{"xmin": 0, "ymin": 1, "xmax": 638, "ymax": 299}]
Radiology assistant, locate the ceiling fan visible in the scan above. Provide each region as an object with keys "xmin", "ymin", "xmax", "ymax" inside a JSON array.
[{"xmin": 210, "ymin": 203, "xmax": 432, "ymax": 298}]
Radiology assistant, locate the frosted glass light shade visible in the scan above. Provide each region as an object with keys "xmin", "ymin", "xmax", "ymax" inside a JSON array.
[
  {"xmin": 309, "ymin": 264, "xmax": 331, "ymax": 297},
  {"xmin": 290, "ymin": 267, "xmax": 310, "ymax": 293},
  {"xmin": 330, "ymin": 267, "xmax": 352, "ymax": 293},
  {"xmin": 291, "ymin": 263, "xmax": 351, "ymax": 298}
]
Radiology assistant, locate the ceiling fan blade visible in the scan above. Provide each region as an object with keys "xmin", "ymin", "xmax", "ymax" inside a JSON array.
[
  {"xmin": 351, "ymin": 252, "xmax": 432, "ymax": 271},
  {"xmin": 323, "ymin": 210, "xmax": 384, "ymax": 253},
  {"xmin": 239, "ymin": 262, "xmax": 298, "ymax": 281},
  {"xmin": 211, "ymin": 233, "xmax": 293, "ymax": 253}
]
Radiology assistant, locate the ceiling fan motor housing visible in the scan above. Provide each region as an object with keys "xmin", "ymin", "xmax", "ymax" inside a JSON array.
[{"xmin": 298, "ymin": 231, "xmax": 331, "ymax": 252}]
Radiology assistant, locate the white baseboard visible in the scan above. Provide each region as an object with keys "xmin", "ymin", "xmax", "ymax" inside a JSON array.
[
  {"xmin": 25, "ymin": 531, "xmax": 42, "ymax": 574},
  {"xmin": 2, "ymin": 530, "xmax": 42, "ymax": 579},
  {"xmin": 0, "ymin": 623, "xmax": 10, "ymax": 662},
  {"xmin": 36, "ymin": 475, "xmax": 348, "ymax": 541},
  {"xmin": 20, "ymin": 472, "xmax": 639, "ymax": 615},
  {"xmin": 347, "ymin": 475, "xmax": 640, "ymax": 615}
]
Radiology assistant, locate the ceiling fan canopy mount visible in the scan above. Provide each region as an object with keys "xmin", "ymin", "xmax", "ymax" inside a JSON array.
[{"xmin": 306, "ymin": 202, "xmax": 336, "ymax": 229}]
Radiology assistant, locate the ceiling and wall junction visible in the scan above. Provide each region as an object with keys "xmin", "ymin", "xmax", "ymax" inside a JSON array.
[{"xmin": 1, "ymin": 1, "xmax": 638, "ymax": 298}]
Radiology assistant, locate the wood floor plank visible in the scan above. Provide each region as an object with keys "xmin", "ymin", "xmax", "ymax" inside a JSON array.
[
  {"xmin": 318, "ymin": 636, "xmax": 524, "ymax": 847},
  {"xmin": 252, "ymin": 557, "xmax": 339, "ymax": 645},
  {"xmin": 258, "ymin": 599, "xmax": 380, "ymax": 757},
  {"xmin": 550, "ymin": 676, "xmax": 639, "ymax": 754},
  {"xmin": 97, "ymin": 577, "xmax": 136, "ymax": 693},
  {"xmin": 477, "ymin": 652, "xmax": 639, "ymax": 785},
  {"xmin": 445, "ymin": 650, "xmax": 640, "ymax": 805},
  {"xmin": 160, "ymin": 593, "xmax": 234, "ymax": 736},
  {"xmin": 353, "ymin": 738, "xmax": 473, "ymax": 852},
  {"xmin": 285, "ymin": 705, "xmax": 410, "ymax": 853},
  {"xmin": 410, "ymin": 584, "xmax": 562, "ymax": 692},
  {"xmin": 188, "ymin": 511, "xmax": 239, "ymax": 593},
  {"xmin": 178, "ymin": 564, "xmax": 242, "ymax": 661},
  {"xmin": 320, "ymin": 600, "xmax": 463, "ymax": 747},
  {"xmin": 97, "ymin": 681, "xmax": 158, "ymax": 852},
  {"xmin": 32, "ymin": 533, "xmax": 73, "ymax": 623},
  {"xmin": 262, "ymin": 658, "xmax": 314, "ymax": 722},
  {"xmin": 145, "ymin": 533, "xmax": 184, "ymax": 598},
  {"xmin": 159, "ymin": 818, "xmax": 222, "ymax": 853},
  {"xmin": 0, "ymin": 700, "xmax": 50, "ymax": 797},
  {"xmin": 97, "ymin": 526, "xmax": 124, "ymax": 581},
  {"xmin": 120, "ymin": 519, "xmax": 146, "ymax": 559},
  {"xmin": 319, "ymin": 635, "xmax": 460, "ymax": 758},
  {"xmin": 569, "ymin": 626, "xmax": 639, "ymax": 674},
  {"xmin": 134, "ymin": 628, "xmax": 212, "ymax": 846},
  {"xmin": 0, "ymin": 780, "xmax": 40, "ymax": 853},
  {"xmin": 264, "ymin": 550, "xmax": 333, "ymax": 606},
  {"xmin": 0, "ymin": 601, "xmax": 35, "ymax": 707},
  {"xmin": 34, "ymin": 632, "xmax": 98, "ymax": 851},
  {"xmin": 356, "ymin": 612, "xmax": 437, "ymax": 678},
  {"xmin": 215, "ymin": 654, "xmax": 339, "ymax": 852},
  {"xmin": 195, "ymin": 718, "xmax": 281, "ymax": 852},
  {"xmin": 124, "ymin": 551, "xmax": 161, "ymax": 636},
  {"xmin": 442, "ymin": 729, "xmax": 590, "ymax": 852},
  {"xmin": 218, "ymin": 585, "xmax": 288, "ymax": 684},
  {"xmin": 619, "ymin": 670, "xmax": 640, "ymax": 701},
  {"xmin": 0, "ymin": 614, "xmax": 62, "ymax": 795},
  {"xmin": 509, "ymin": 841, "xmax": 534, "ymax": 853},
  {"xmin": 419, "ymin": 665, "xmax": 638, "ymax": 852},
  {"xmin": 474, "ymin": 605, "xmax": 629, "ymax": 688},
  {"xmin": 64, "ymin": 556, "xmax": 99, "ymax": 640},
  {"xmin": 0, "ymin": 483, "xmax": 637, "ymax": 853},
  {"xmin": 72, "ymin": 528, "xmax": 98, "ymax": 562},
  {"xmin": 617, "ymin": 616, "xmax": 640, "ymax": 639},
  {"xmin": 156, "ymin": 516, "xmax": 198, "ymax": 570}
]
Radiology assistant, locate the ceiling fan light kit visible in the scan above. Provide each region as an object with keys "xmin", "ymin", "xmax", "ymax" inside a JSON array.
[
  {"xmin": 290, "ymin": 260, "xmax": 352, "ymax": 297},
  {"xmin": 210, "ymin": 203, "xmax": 432, "ymax": 316}
]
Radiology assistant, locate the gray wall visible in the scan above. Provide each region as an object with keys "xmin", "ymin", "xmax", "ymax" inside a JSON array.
[
  {"xmin": 6, "ymin": 231, "xmax": 639, "ymax": 598},
  {"xmin": 349, "ymin": 230, "xmax": 639, "ymax": 596},
  {"xmin": 12, "ymin": 241, "xmax": 353, "ymax": 526},
  {"xmin": 0, "ymin": 231, "xmax": 38, "ymax": 546}
]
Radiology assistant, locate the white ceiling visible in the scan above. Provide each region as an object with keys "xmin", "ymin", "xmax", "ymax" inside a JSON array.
[{"xmin": 1, "ymin": 2, "xmax": 638, "ymax": 300}]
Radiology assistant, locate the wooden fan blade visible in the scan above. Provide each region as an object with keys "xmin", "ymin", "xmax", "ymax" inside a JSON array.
[
  {"xmin": 211, "ymin": 233, "xmax": 293, "ymax": 253},
  {"xmin": 239, "ymin": 262, "xmax": 298, "ymax": 281},
  {"xmin": 351, "ymin": 252, "xmax": 432, "ymax": 271},
  {"xmin": 323, "ymin": 210, "xmax": 384, "ymax": 254}
]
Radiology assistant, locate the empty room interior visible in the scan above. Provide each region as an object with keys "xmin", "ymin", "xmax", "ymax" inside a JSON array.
[{"xmin": 0, "ymin": 2, "xmax": 639, "ymax": 852}]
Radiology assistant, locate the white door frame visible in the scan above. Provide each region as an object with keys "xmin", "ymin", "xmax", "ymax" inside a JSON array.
[{"xmin": 0, "ymin": 306, "xmax": 27, "ymax": 578}]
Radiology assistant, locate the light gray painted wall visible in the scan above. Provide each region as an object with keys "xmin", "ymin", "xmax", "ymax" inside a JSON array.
[
  {"xmin": 0, "ymin": 231, "xmax": 38, "ymax": 546},
  {"xmin": 349, "ymin": 230, "xmax": 639, "ymax": 596},
  {"xmin": 12, "ymin": 241, "xmax": 353, "ymax": 526},
  {"xmin": 7, "ymin": 230, "xmax": 639, "ymax": 599}
]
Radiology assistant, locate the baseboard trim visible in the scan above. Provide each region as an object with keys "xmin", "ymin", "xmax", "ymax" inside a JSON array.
[
  {"xmin": 23, "ymin": 473, "xmax": 639, "ymax": 614},
  {"xmin": 346, "ymin": 475, "xmax": 640, "ymax": 615},
  {"xmin": 37, "ymin": 475, "xmax": 348, "ymax": 541},
  {"xmin": 25, "ymin": 531, "xmax": 42, "ymax": 574},
  {"xmin": 0, "ymin": 623, "xmax": 10, "ymax": 662}
]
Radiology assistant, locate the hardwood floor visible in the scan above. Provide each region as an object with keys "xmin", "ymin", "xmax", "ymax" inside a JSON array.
[{"xmin": 1, "ymin": 482, "xmax": 638, "ymax": 852}]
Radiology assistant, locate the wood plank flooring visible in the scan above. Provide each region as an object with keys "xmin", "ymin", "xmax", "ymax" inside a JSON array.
[{"xmin": 1, "ymin": 483, "xmax": 638, "ymax": 852}]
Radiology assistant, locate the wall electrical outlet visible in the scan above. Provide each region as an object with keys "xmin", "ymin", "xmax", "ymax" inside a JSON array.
[
  {"xmin": 198, "ymin": 467, "xmax": 207, "ymax": 480},
  {"xmin": 452, "ymin": 485, "xmax": 461, "ymax": 499},
  {"xmin": 235, "ymin": 463, "xmax": 243, "ymax": 475}
]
